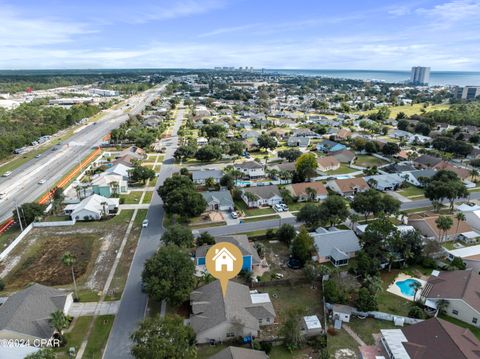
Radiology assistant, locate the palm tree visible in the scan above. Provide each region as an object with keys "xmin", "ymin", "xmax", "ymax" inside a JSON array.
[
  {"xmin": 50, "ymin": 310, "xmax": 69, "ymax": 341},
  {"xmin": 305, "ymin": 187, "xmax": 317, "ymax": 202},
  {"xmin": 110, "ymin": 181, "xmax": 120, "ymax": 197},
  {"xmin": 244, "ymin": 192, "xmax": 259, "ymax": 207},
  {"xmin": 436, "ymin": 299, "xmax": 449, "ymax": 316},
  {"xmin": 349, "ymin": 213, "xmax": 360, "ymax": 231},
  {"xmin": 74, "ymin": 185, "xmax": 81, "ymax": 200},
  {"xmin": 455, "ymin": 212, "xmax": 466, "ymax": 239},
  {"xmin": 471, "ymin": 169, "xmax": 479, "ymax": 183},
  {"xmin": 410, "ymin": 280, "xmax": 423, "ymax": 301},
  {"xmin": 267, "ymin": 168, "xmax": 279, "ymax": 180},
  {"xmin": 435, "ymin": 215, "xmax": 454, "ymax": 242},
  {"xmin": 62, "ymin": 252, "xmax": 78, "ymax": 300},
  {"xmin": 205, "ymin": 177, "xmax": 216, "ymax": 189}
]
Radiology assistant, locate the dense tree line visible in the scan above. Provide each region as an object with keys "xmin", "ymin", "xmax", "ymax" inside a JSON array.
[{"xmin": 0, "ymin": 101, "xmax": 101, "ymax": 159}]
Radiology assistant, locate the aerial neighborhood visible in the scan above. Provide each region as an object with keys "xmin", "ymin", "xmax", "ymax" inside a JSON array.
[{"xmin": 1, "ymin": 69, "xmax": 480, "ymax": 359}]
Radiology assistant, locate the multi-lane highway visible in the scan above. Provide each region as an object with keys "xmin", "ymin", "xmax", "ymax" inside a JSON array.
[{"xmin": 0, "ymin": 84, "xmax": 167, "ymax": 224}]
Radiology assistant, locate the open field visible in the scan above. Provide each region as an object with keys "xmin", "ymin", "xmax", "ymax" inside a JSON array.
[
  {"xmin": 326, "ymin": 163, "xmax": 358, "ymax": 175},
  {"xmin": 0, "ymin": 210, "xmax": 134, "ymax": 294},
  {"xmin": 356, "ymin": 103, "xmax": 450, "ymax": 118},
  {"xmin": 354, "ymin": 155, "xmax": 388, "ymax": 168}
]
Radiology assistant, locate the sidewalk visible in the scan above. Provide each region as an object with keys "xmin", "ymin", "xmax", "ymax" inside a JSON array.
[{"xmin": 69, "ymin": 301, "xmax": 120, "ymax": 316}]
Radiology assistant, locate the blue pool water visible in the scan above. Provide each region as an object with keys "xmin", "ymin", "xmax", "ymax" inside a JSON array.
[{"xmin": 396, "ymin": 279, "xmax": 421, "ymax": 297}]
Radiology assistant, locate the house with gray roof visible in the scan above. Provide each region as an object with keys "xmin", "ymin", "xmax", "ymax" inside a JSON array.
[
  {"xmin": 311, "ymin": 229, "xmax": 361, "ymax": 266},
  {"xmin": 241, "ymin": 185, "xmax": 282, "ymax": 208},
  {"xmin": 191, "ymin": 169, "xmax": 224, "ymax": 185},
  {"xmin": 0, "ymin": 284, "xmax": 73, "ymax": 343},
  {"xmin": 287, "ymin": 136, "xmax": 310, "ymax": 148},
  {"xmin": 190, "ymin": 281, "xmax": 276, "ymax": 343},
  {"xmin": 401, "ymin": 169, "xmax": 437, "ymax": 187},
  {"xmin": 365, "ymin": 173, "xmax": 405, "ymax": 191},
  {"xmin": 210, "ymin": 347, "xmax": 268, "ymax": 359},
  {"xmin": 195, "ymin": 235, "xmax": 261, "ymax": 272},
  {"xmin": 201, "ymin": 190, "xmax": 234, "ymax": 211}
]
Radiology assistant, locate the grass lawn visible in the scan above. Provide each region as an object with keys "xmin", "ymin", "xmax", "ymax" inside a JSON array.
[
  {"xmin": 120, "ymin": 191, "xmax": 143, "ymax": 204},
  {"xmin": 55, "ymin": 316, "xmax": 92, "ymax": 358},
  {"xmin": 325, "ymin": 163, "xmax": 358, "ymax": 175},
  {"xmin": 327, "ymin": 328, "xmax": 360, "ymax": 358},
  {"xmin": 234, "ymin": 199, "xmax": 275, "ymax": 216},
  {"xmin": 242, "ymin": 214, "xmax": 280, "ymax": 223},
  {"xmin": 377, "ymin": 270, "xmax": 413, "ymax": 317},
  {"xmin": 0, "ymin": 225, "xmax": 21, "ymax": 251},
  {"xmin": 439, "ymin": 314, "xmax": 480, "ymax": 340},
  {"xmin": 356, "ymin": 103, "xmax": 450, "ymax": 118},
  {"xmin": 142, "ymin": 191, "xmax": 153, "ymax": 204},
  {"xmin": 83, "ymin": 315, "xmax": 115, "ymax": 358},
  {"xmin": 77, "ymin": 289, "xmax": 101, "ymax": 302},
  {"xmin": 347, "ymin": 318, "xmax": 399, "ymax": 345},
  {"xmin": 398, "ymin": 185, "xmax": 424, "ymax": 198},
  {"xmin": 354, "ymin": 155, "xmax": 388, "ymax": 168}
]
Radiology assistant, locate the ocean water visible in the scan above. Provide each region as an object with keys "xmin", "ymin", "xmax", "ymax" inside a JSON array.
[{"xmin": 266, "ymin": 69, "xmax": 480, "ymax": 87}]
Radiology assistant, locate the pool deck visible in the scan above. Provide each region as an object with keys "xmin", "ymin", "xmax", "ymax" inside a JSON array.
[{"xmin": 386, "ymin": 273, "xmax": 426, "ymax": 301}]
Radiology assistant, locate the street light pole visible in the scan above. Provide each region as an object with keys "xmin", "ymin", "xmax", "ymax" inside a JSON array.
[{"xmin": 14, "ymin": 199, "xmax": 23, "ymax": 232}]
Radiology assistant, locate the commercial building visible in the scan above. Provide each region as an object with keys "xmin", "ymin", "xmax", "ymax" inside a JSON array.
[{"xmin": 410, "ymin": 66, "xmax": 430, "ymax": 85}]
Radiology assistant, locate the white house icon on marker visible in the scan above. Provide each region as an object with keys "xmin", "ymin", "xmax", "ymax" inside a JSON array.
[{"xmin": 212, "ymin": 247, "xmax": 236, "ymax": 272}]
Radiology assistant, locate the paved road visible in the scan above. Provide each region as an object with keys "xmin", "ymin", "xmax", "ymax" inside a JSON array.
[
  {"xmin": 103, "ymin": 106, "xmax": 184, "ymax": 359},
  {"xmin": 0, "ymin": 85, "xmax": 166, "ymax": 223},
  {"xmin": 198, "ymin": 216, "xmax": 298, "ymax": 236},
  {"xmin": 399, "ymin": 191, "xmax": 480, "ymax": 210}
]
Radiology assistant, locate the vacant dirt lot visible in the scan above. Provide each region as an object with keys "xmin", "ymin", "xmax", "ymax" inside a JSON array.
[{"xmin": 1, "ymin": 210, "xmax": 134, "ymax": 293}]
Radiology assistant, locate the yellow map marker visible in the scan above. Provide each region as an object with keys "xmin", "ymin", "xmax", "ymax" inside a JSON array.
[{"xmin": 205, "ymin": 242, "xmax": 243, "ymax": 297}]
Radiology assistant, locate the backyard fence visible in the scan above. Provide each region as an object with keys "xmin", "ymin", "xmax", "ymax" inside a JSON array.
[
  {"xmin": 0, "ymin": 223, "xmax": 33, "ymax": 262},
  {"xmin": 33, "ymin": 219, "xmax": 76, "ymax": 228},
  {"xmin": 325, "ymin": 303, "xmax": 424, "ymax": 325},
  {"xmin": 250, "ymin": 277, "xmax": 311, "ymax": 289}
]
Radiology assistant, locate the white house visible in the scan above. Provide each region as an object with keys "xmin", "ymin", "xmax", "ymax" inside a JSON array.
[
  {"xmin": 234, "ymin": 161, "xmax": 265, "ymax": 179},
  {"xmin": 64, "ymin": 194, "xmax": 119, "ymax": 221}
]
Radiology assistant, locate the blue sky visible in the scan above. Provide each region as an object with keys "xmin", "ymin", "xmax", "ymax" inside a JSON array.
[{"xmin": 0, "ymin": 0, "xmax": 479, "ymax": 70}]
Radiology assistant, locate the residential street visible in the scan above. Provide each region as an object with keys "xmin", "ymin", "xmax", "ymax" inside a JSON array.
[{"xmin": 103, "ymin": 106, "xmax": 184, "ymax": 359}]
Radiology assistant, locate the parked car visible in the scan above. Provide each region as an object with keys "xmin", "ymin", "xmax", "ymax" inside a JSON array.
[
  {"xmin": 142, "ymin": 219, "xmax": 149, "ymax": 228},
  {"xmin": 274, "ymin": 204, "xmax": 284, "ymax": 212},
  {"xmin": 35, "ymin": 154, "xmax": 41, "ymax": 158},
  {"xmin": 280, "ymin": 203, "xmax": 289, "ymax": 211},
  {"xmin": 38, "ymin": 179, "xmax": 46, "ymax": 185},
  {"xmin": 231, "ymin": 211, "xmax": 239, "ymax": 219},
  {"xmin": 2, "ymin": 171, "xmax": 12, "ymax": 177}
]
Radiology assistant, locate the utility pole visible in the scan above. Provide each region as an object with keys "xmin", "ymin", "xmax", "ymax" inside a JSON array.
[{"xmin": 14, "ymin": 199, "xmax": 23, "ymax": 232}]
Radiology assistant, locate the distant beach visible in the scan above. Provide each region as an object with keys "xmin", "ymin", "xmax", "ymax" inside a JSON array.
[{"xmin": 266, "ymin": 69, "xmax": 480, "ymax": 87}]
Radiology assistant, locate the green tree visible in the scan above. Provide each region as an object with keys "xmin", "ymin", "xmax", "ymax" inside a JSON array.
[
  {"xmin": 195, "ymin": 144, "xmax": 223, "ymax": 162},
  {"xmin": 62, "ymin": 251, "xmax": 78, "ymax": 300},
  {"xmin": 435, "ymin": 215, "xmax": 453, "ymax": 242},
  {"xmin": 297, "ymin": 203, "xmax": 321, "ymax": 228},
  {"xmin": 318, "ymin": 195, "xmax": 349, "ymax": 227},
  {"xmin": 161, "ymin": 225, "xmax": 194, "ymax": 247},
  {"xmin": 129, "ymin": 165, "xmax": 156, "ymax": 184},
  {"xmin": 295, "ymin": 153, "xmax": 318, "ymax": 180},
  {"xmin": 356, "ymin": 287, "xmax": 378, "ymax": 311},
  {"xmin": 163, "ymin": 188, "xmax": 207, "ymax": 219},
  {"xmin": 278, "ymin": 148, "xmax": 302, "ymax": 162},
  {"xmin": 290, "ymin": 227, "xmax": 314, "ymax": 265},
  {"xmin": 257, "ymin": 133, "xmax": 277, "ymax": 151},
  {"xmin": 220, "ymin": 173, "xmax": 235, "ymax": 189},
  {"xmin": 131, "ymin": 315, "xmax": 196, "ymax": 359},
  {"xmin": 382, "ymin": 142, "xmax": 400, "ymax": 156},
  {"xmin": 49, "ymin": 310, "xmax": 69, "ymax": 342},
  {"xmin": 197, "ymin": 232, "xmax": 215, "ymax": 246},
  {"xmin": 276, "ymin": 223, "xmax": 297, "ymax": 244},
  {"xmin": 142, "ymin": 245, "xmax": 195, "ymax": 303},
  {"xmin": 12, "ymin": 202, "xmax": 45, "ymax": 226},
  {"xmin": 279, "ymin": 308, "xmax": 306, "ymax": 352}
]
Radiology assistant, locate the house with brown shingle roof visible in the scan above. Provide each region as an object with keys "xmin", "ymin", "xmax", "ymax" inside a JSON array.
[
  {"xmin": 316, "ymin": 156, "xmax": 340, "ymax": 172},
  {"xmin": 286, "ymin": 181, "xmax": 328, "ymax": 202},
  {"xmin": 421, "ymin": 270, "xmax": 480, "ymax": 329},
  {"xmin": 335, "ymin": 128, "xmax": 351, "ymax": 141},
  {"xmin": 409, "ymin": 214, "xmax": 473, "ymax": 242},
  {"xmin": 375, "ymin": 317, "xmax": 480, "ymax": 359},
  {"xmin": 332, "ymin": 149, "xmax": 356, "ymax": 163},
  {"xmin": 413, "ymin": 154, "xmax": 443, "ymax": 169},
  {"xmin": 326, "ymin": 177, "xmax": 369, "ymax": 197},
  {"xmin": 433, "ymin": 161, "xmax": 471, "ymax": 180}
]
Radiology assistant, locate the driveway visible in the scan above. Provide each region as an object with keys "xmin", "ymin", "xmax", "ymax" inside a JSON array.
[{"xmin": 69, "ymin": 301, "xmax": 120, "ymax": 316}]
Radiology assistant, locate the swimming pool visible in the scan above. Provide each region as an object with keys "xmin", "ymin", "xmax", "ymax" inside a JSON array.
[{"xmin": 395, "ymin": 278, "xmax": 422, "ymax": 297}]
